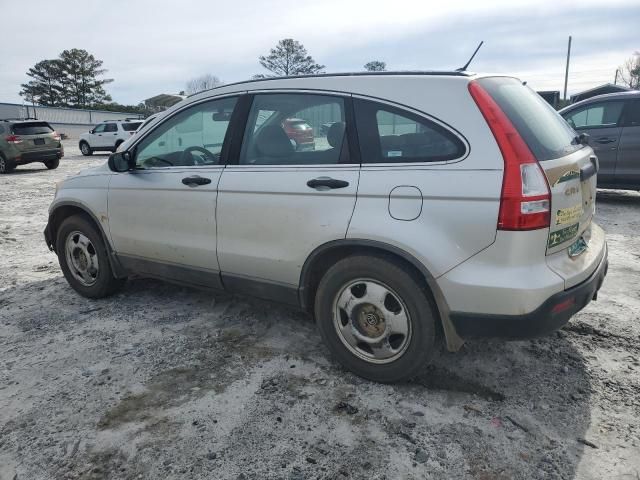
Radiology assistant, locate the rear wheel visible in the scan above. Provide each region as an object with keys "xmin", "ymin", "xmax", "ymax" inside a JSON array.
[
  {"xmin": 44, "ymin": 159, "xmax": 60, "ymax": 170},
  {"xmin": 56, "ymin": 215, "xmax": 125, "ymax": 298},
  {"xmin": 79, "ymin": 141, "xmax": 92, "ymax": 156},
  {"xmin": 114, "ymin": 140, "xmax": 124, "ymax": 151},
  {"xmin": 0, "ymin": 155, "xmax": 15, "ymax": 174},
  {"xmin": 314, "ymin": 255, "xmax": 437, "ymax": 383}
]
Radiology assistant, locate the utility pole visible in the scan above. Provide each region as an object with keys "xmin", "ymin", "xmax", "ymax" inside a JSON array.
[
  {"xmin": 614, "ymin": 68, "xmax": 620, "ymax": 85},
  {"xmin": 563, "ymin": 36, "xmax": 572, "ymax": 102}
]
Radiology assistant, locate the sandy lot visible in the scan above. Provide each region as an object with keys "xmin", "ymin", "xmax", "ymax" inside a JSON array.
[{"xmin": 1, "ymin": 141, "xmax": 639, "ymax": 479}]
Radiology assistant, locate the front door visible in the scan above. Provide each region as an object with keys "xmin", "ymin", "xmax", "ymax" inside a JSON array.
[
  {"xmin": 89, "ymin": 123, "xmax": 107, "ymax": 147},
  {"xmin": 564, "ymin": 99, "xmax": 625, "ymax": 186},
  {"xmin": 107, "ymin": 95, "xmax": 239, "ymax": 288},
  {"xmin": 616, "ymin": 99, "xmax": 640, "ymax": 188},
  {"xmin": 216, "ymin": 92, "xmax": 359, "ymax": 301}
]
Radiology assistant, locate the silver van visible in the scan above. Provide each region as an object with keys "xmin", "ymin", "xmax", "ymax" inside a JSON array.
[{"xmin": 45, "ymin": 72, "xmax": 608, "ymax": 382}]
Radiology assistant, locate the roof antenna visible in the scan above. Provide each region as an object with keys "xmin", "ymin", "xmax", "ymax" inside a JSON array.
[{"xmin": 456, "ymin": 41, "xmax": 484, "ymax": 72}]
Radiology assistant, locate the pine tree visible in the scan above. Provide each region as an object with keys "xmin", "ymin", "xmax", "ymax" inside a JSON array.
[{"xmin": 258, "ymin": 39, "xmax": 324, "ymax": 77}]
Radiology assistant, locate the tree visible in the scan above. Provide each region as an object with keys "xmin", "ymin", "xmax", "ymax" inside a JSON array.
[
  {"xmin": 618, "ymin": 52, "xmax": 640, "ymax": 89},
  {"xmin": 258, "ymin": 39, "xmax": 324, "ymax": 77},
  {"xmin": 20, "ymin": 49, "xmax": 113, "ymax": 108},
  {"xmin": 185, "ymin": 74, "xmax": 223, "ymax": 95},
  {"xmin": 20, "ymin": 60, "xmax": 64, "ymax": 106},
  {"xmin": 364, "ymin": 61, "xmax": 386, "ymax": 72}
]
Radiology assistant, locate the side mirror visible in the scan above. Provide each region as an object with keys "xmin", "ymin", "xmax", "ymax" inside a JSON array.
[
  {"xmin": 89, "ymin": 129, "xmax": 94, "ymax": 134},
  {"xmin": 108, "ymin": 151, "xmax": 134, "ymax": 172},
  {"xmin": 578, "ymin": 132, "xmax": 590, "ymax": 146}
]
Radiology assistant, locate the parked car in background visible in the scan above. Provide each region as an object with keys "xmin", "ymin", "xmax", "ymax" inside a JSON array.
[
  {"xmin": 0, "ymin": 119, "xmax": 63, "ymax": 173},
  {"xmin": 79, "ymin": 119, "xmax": 143, "ymax": 156},
  {"xmin": 45, "ymin": 72, "xmax": 607, "ymax": 382},
  {"xmin": 282, "ymin": 118, "xmax": 315, "ymax": 151},
  {"xmin": 560, "ymin": 91, "xmax": 640, "ymax": 190}
]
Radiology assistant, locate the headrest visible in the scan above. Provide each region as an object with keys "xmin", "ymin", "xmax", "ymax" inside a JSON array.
[
  {"xmin": 327, "ymin": 121, "xmax": 345, "ymax": 148},
  {"xmin": 255, "ymin": 125, "xmax": 294, "ymax": 157}
]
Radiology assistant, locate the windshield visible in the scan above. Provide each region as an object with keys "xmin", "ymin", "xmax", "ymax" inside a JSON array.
[{"xmin": 477, "ymin": 77, "xmax": 582, "ymax": 161}]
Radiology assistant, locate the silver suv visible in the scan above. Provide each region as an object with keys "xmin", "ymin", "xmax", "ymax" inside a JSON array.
[{"xmin": 45, "ymin": 72, "xmax": 608, "ymax": 382}]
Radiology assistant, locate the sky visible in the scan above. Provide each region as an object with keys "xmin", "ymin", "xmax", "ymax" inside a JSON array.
[{"xmin": 1, "ymin": 0, "xmax": 638, "ymax": 105}]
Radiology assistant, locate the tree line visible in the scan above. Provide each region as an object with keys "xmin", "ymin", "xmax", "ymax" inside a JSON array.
[{"xmin": 20, "ymin": 40, "xmax": 640, "ymax": 108}]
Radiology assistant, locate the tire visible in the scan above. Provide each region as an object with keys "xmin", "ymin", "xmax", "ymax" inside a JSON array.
[
  {"xmin": 0, "ymin": 154, "xmax": 15, "ymax": 174},
  {"xmin": 79, "ymin": 141, "xmax": 93, "ymax": 156},
  {"xmin": 56, "ymin": 214, "xmax": 125, "ymax": 298},
  {"xmin": 44, "ymin": 158, "xmax": 60, "ymax": 170},
  {"xmin": 114, "ymin": 140, "xmax": 124, "ymax": 151},
  {"xmin": 314, "ymin": 255, "xmax": 437, "ymax": 383}
]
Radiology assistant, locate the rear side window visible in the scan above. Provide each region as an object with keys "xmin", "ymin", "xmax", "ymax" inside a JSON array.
[
  {"xmin": 12, "ymin": 122, "xmax": 53, "ymax": 135},
  {"xmin": 122, "ymin": 122, "xmax": 142, "ymax": 131},
  {"xmin": 104, "ymin": 123, "xmax": 118, "ymax": 132},
  {"xmin": 477, "ymin": 77, "xmax": 581, "ymax": 161},
  {"xmin": 564, "ymin": 101, "xmax": 624, "ymax": 129},
  {"xmin": 622, "ymin": 100, "xmax": 640, "ymax": 127},
  {"xmin": 354, "ymin": 99, "xmax": 465, "ymax": 163}
]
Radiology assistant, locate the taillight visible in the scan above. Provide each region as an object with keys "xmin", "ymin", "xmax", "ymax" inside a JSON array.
[
  {"xmin": 6, "ymin": 134, "xmax": 22, "ymax": 144},
  {"xmin": 52, "ymin": 131, "xmax": 61, "ymax": 141},
  {"xmin": 468, "ymin": 81, "xmax": 550, "ymax": 231}
]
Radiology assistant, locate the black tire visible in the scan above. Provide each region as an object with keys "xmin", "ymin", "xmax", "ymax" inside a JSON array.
[
  {"xmin": 114, "ymin": 140, "xmax": 124, "ymax": 151},
  {"xmin": 44, "ymin": 158, "xmax": 60, "ymax": 170},
  {"xmin": 0, "ymin": 154, "xmax": 15, "ymax": 174},
  {"xmin": 56, "ymin": 214, "xmax": 125, "ymax": 298},
  {"xmin": 314, "ymin": 255, "xmax": 437, "ymax": 383},
  {"xmin": 79, "ymin": 141, "xmax": 93, "ymax": 156}
]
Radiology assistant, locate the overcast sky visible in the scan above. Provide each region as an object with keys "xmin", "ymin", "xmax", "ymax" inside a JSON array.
[{"xmin": 1, "ymin": 0, "xmax": 638, "ymax": 105}]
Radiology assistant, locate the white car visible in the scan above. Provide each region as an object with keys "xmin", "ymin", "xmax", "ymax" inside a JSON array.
[
  {"xmin": 46, "ymin": 72, "xmax": 608, "ymax": 382},
  {"xmin": 78, "ymin": 119, "xmax": 143, "ymax": 156}
]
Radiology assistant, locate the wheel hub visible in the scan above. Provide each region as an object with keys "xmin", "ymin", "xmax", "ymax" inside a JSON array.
[{"xmin": 355, "ymin": 304, "xmax": 386, "ymax": 338}]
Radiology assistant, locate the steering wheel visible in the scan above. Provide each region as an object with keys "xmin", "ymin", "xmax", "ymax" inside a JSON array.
[{"xmin": 181, "ymin": 146, "xmax": 217, "ymax": 165}]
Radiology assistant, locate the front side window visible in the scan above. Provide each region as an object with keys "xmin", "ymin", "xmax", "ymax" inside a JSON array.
[
  {"xmin": 134, "ymin": 96, "xmax": 237, "ymax": 168},
  {"xmin": 104, "ymin": 123, "xmax": 118, "ymax": 133},
  {"xmin": 355, "ymin": 99, "xmax": 465, "ymax": 163},
  {"xmin": 240, "ymin": 93, "xmax": 348, "ymax": 165},
  {"xmin": 565, "ymin": 101, "xmax": 625, "ymax": 129},
  {"xmin": 93, "ymin": 124, "xmax": 106, "ymax": 133}
]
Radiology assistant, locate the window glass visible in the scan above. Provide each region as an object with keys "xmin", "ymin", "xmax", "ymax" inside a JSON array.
[
  {"xmin": 104, "ymin": 123, "xmax": 118, "ymax": 132},
  {"xmin": 122, "ymin": 122, "xmax": 142, "ymax": 131},
  {"xmin": 12, "ymin": 122, "xmax": 53, "ymax": 135},
  {"xmin": 134, "ymin": 96, "xmax": 237, "ymax": 168},
  {"xmin": 478, "ymin": 77, "xmax": 581, "ymax": 161},
  {"xmin": 93, "ymin": 124, "xmax": 106, "ymax": 133},
  {"xmin": 355, "ymin": 99, "xmax": 465, "ymax": 163},
  {"xmin": 565, "ymin": 101, "xmax": 624, "ymax": 129},
  {"xmin": 240, "ymin": 94, "xmax": 348, "ymax": 165},
  {"xmin": 623, "ymin": 100, "xmax": 640, "ymax": 127}
]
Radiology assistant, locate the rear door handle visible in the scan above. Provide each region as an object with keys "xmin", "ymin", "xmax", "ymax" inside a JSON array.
[
  {"xmin": 182, "ymin": 175, "xmax": 211, "ymax": 187},
  {"xmin": 306, "ymin": 177, "xmax": 349, "ymax": 190}
]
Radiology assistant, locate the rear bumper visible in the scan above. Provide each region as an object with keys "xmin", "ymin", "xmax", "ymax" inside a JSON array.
[
  {"xmin": 450, "ymin": 243, "xmax": 608, "ymax": 339},
  {"xmin": 16, "ymin": 148, "xmax": 63, "ymax": 164}
]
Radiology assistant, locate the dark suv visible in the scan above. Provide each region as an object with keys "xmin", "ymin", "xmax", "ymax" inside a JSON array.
[{"xmin": 0, "ymin": 120, "xmax": 64, "ymax": 173}]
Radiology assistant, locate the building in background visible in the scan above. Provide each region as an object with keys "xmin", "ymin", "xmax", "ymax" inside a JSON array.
[
  {"xmin": 537, "ymin": 91, "xmax": 561, "ymax": 109},
  {"xmin": 144, "ymin": 93, "xmax": 185, "ymax": 112},
  {"xmin": 0, "ymin": 102, "xmax": 143, "ymax": 139}
]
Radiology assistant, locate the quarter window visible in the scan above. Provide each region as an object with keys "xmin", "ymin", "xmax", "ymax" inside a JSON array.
[
  {"xmin": 240, "ymin": 94, "xmax": 349, "ymax": 165},
  {"xmin": 565, "ymin": 101, "xmax": 625, "ymax": 129},
  {"xmin": 354, "ymin": 99, "xmax": 465, "ymax": 163},
  {"xmin": 134, "ymin": 96, "xmax": 238, "ymax": 168}
]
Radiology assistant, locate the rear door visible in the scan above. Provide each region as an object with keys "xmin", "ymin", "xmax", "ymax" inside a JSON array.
[
  {"xmin": 616, "ymin": 98, "xmax": 640, "ymax": 187},
  {"xmin": 562, "ymin": 100, "xmax": 625, "ymax": 186},
  {"xmin": 477, "ymin": 78, "xmax": 597, "ymax": 262},
  {"xmin": 216, "ymin": 92, "xmax": 359, "ymax": 299}
]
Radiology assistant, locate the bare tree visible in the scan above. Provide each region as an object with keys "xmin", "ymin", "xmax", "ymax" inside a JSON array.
[
  {"xmin": 618, "ymin": 52, "xmax": 640, "ymax": 90},
  {"xmin": 185, "ymin": 74, "xmax": 223, "ymax": 95},
  {"xmin": 258, "ymin": 39, "xmax": 324, "ymax": 77},
  {"xmin": 364, "ymin": 61, "xmax": 386, "ymax": 72}
]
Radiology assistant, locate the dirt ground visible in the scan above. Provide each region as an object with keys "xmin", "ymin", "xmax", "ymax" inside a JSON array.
[{"xmin": 1, "ymin": 141, "xmax": 639, "ymax": 480}]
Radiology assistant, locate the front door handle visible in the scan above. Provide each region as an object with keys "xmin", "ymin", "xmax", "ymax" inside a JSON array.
[
  {"xmin": 595, "ymin": 137, "xmax": 615, "ymax": 144},
  {"xmin": 182, "ymin": 175, "xmax": 211, "ymax": 187},
  {"xmin": 306, "ymin": 177, "xmax": 349, "ymax": 190}
]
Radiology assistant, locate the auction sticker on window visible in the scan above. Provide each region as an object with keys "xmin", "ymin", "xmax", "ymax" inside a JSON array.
[
  {"xmin": 556, "ymin": 204, "xmax": 583, "ymax": 225},
  {"xmin": 548, "ymin": 223, "xmax": 579, "ymax": 248}
]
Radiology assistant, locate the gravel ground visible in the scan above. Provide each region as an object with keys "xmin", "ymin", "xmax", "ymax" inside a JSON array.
[{"xmin": 1, "ymin": 141, "xmax": 639, "ymax": 479}]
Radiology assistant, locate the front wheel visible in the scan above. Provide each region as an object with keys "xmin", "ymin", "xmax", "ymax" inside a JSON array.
[
  {"xmin": 56, "ymin": 215, "xmax": 125, "ymax": 298},
  {"xmin": 314, "ymin": 255, "xmax": 437, "ymax": 383},
  {"xmin": 79, "ymin": 141, "xmax": 93, "ymax": 156}
]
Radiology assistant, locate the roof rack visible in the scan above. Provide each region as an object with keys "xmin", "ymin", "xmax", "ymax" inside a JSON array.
[
  {"xmin": 188, "ymin": 70, "xmax": 472, "ymax": 97},
  {"xmin": 0, "ymin": 117, "xmax": 39, "ymax": 122}
]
